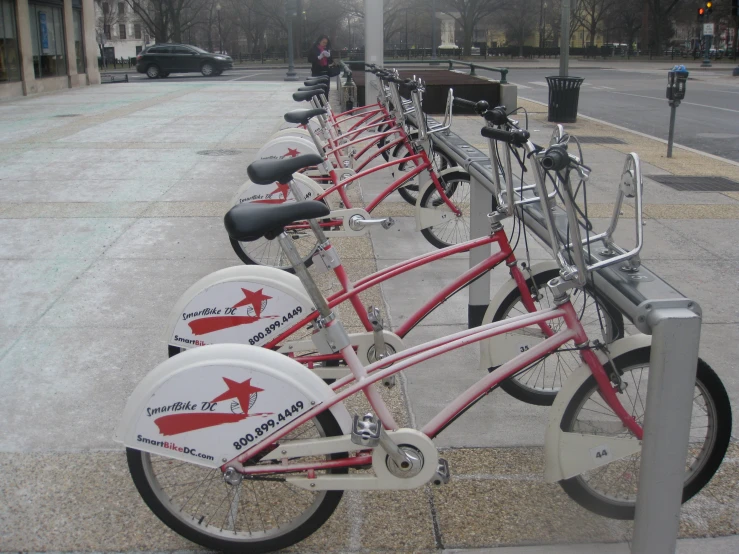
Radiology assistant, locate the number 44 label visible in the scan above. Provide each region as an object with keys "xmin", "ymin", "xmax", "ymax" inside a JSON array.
[{"xmin": 590, "ymin": 444, "xmax": 612, "ymax": 465}]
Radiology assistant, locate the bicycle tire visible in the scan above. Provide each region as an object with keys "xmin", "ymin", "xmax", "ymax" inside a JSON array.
[
  {"xmin": 559, "ymin": 349, "xmax": 731, "ymax": 520},
  {"xmin": 418, "ymin": 170, "xmax": 471, "ymax": 248},
  {"xmin": 127, "ymin": 409, "xmax": 347, "ymax": 553},
  {"xmin": 491, "ymin": 268, "xmax": 624, "ymax": 406}
]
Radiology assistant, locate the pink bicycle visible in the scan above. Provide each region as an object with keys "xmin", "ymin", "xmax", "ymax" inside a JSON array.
[
  {"xmin": 118, "ymin": 127, "xmax": 730, "ymax": 553},
  {"xmin": 167, "ymin": 103, "xmax": 622, "ymax": 406}
]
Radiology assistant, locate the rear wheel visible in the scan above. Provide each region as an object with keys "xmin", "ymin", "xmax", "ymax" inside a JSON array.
[
  {"xmin": 146, "ymin": 64, "xmax": 160, "ymax": 78},
  {"xmin": 395, "ymin": 147, "xmax": 457, "ymax": 205},
  {"xmin": 418, "ymin": 171, "xmax": 471, "ymax": 248},
  {"xmin": 559, "ymin": 350, "xmax": 731, "ymax": 520},
  {"xmin": 127, "ymin": 410, "xmax": 347, "ymax": 553},
  {"xmin": 492, "ymin": 268, "xmax": 624, "ymax": 406}
]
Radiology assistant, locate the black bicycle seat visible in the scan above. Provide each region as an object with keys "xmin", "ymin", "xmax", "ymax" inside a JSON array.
[
  {"xmin": 225, "ymin": 201, "xmax": 330, "ymax": 242},
  {"xmin": 298, "ymin": 84, "xmax": 328, "ymax": 92},
  {"xmin": 247, "ymin": 154, "xmax": 324, "ymax": 185},
  {"xmin": 284, "ymin": 108, "xmax": 327, "ymax": 126},
  {"xmin": 293, "ymin": 90, "xmax": 323, "ymax": 102},
  {"xmin": 305, "ymin": 77, "xmax": 329, "ymax": 85}
]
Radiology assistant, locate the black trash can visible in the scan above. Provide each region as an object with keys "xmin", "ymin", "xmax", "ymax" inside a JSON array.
[{"xmin": 546, "ymin": 76, "xmax": 584, "ymax": 123}]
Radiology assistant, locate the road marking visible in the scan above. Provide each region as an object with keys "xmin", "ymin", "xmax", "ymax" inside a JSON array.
[
  {"xmin": 228, "ymin": 73, "xmax": 263, "ymax": 81},
  {"xmin": 610, "ymin": 91, "xmax": 739, "ymax": 113},
  {"xmin": 519, "ymin": 96, "xmax": 739, "ymax": 168},
  {"xmin": 528, "ymin": 81, "xmax": 549, "ymax": 87},
  {"xmin": 511, "ymin": 82, "xmax": 531, "ymax": 89},
  {"xmin": 600, "ymin": 85, "xmax": 615, "ymax": 89}
]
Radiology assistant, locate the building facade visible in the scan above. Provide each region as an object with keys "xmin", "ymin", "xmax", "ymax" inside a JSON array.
[
  {"xmin": 94, "ymin": 0, "xmax": 148, "ymax": 61},
  {"xmin": 0, "ymin": 0, "xmax": 100, "ymax": 100}
]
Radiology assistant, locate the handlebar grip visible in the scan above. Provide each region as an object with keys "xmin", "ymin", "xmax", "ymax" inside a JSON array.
[
  {"xmin": 539, "ymin": 145, "xmax": 569, "ymax": 171},
  {"xmin": 483, "ymin": 106, "xmax": 509, "ymax": 126},
  {"xmin": 480, "ymin": 127, "xmax": 530, "ymax": 146},
  {"xmin": 453, "ymin": 97, "xmax": 477, "ymax": 109}
]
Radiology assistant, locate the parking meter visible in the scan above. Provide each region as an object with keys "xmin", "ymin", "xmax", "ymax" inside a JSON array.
[
  {"xmin": 666, "ymin": 65, "xmax": 688, "ymax": 157},
  {"xmin": 666, "ymin": 65, "xmax": 689, "ymax": 106}
]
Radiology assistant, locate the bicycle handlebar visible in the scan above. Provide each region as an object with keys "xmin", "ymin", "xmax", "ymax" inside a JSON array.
[
  {"xmin": 539, "ymin": 145, "xmax": 570, "ymax": 171},
  {"xmin": 452, "ymin": 98, "xmax": 489, "ymax": 115},
  {"xmin": 480, "ymin": 127, "xmax": 530, "ymax": 147},
  {"xmin": 483, "ymin": 106, "xmax": 509, "ymax": 126}
]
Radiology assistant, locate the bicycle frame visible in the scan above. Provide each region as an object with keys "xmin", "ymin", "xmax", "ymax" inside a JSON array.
[
  {"xmin": 230, "ymin": 295, "xmax": 643, "ymax": 475},
  {"xmin": 264, "ymin": 228, "xmax": 549, "ymax": 366}
]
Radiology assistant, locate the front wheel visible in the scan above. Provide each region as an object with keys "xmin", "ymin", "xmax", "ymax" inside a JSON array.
[
  {"xmin": 559, "ymin": 349, "xmax": 731, "ymax": 520},
  {"xmin": 201, "ymin": 62, "xmax": 216, "ymax": 77},
  {"xmin": 491, "ymin": 268, "xmax": 624, "ymax": 406},
  {"xmin": 418, "ymin": 171, "xmax": 471, "ymax": 248},
  {"xmin": 127, "ymin": 410, "xmax": 347, "ymax": 553}
]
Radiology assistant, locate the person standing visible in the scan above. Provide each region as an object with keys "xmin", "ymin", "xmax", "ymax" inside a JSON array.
[{"xmin": 308, "ymin": 35, "xmax": 334, "ymax": 89}]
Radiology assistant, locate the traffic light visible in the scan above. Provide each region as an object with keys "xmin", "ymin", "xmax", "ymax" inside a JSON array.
[
  {"xmin": 698, "ymin": 6, "xmax": 705, "ymax": 19},
  {"xmin": 706, "ymin": 1, "xmax": 713, "ymax": 14}
]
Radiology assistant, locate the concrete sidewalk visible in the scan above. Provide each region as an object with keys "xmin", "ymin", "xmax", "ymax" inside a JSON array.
[{"xmin": 0, "ymin": 80, "xmax": 737, "ymax": 552}]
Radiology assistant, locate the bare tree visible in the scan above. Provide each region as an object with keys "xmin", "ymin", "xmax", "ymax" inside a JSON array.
[
  {"xmin": 95, "ymin": 0, "xmax": 119, "ymax": 66},
  {"xmin": 442, "ymin": 0, "xmax": 500, "ymax": 56},
  {"xmin": 499, "ymin": 0, "xmax": 537, "ymax": 56},
  {"xmin": 572, "ymin": 0, "xmax": 616, "ymax": 47},
  {"xmin": 125, "ymin": 0, "xmax": 205, "ymax": 43}
]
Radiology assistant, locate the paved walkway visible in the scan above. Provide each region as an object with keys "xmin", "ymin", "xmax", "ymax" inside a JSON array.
[{"xmin": 0, "ymin": 80, "xmax": 737, "ymax": 552}]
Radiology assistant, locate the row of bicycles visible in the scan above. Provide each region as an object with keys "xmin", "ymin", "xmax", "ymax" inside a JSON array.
[{"xmin": 116, "ymin": 66, "xmax": 732, "ymax": 553}]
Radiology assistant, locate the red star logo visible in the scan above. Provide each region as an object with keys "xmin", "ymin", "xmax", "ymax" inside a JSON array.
[
  {"xmin": 211, "ymin": 377, "xmax": 264, "ymax": 416},
  {"xmin": 285, "ymin": 148, "xmax": 300, "ymax": 158},
  {"xmin": 268, "ymin": 182, "xmax": 291, "ymax": 200},
  {"xmin": 232, "ymin": 288, "xmax": 272, "ymax": 317}
]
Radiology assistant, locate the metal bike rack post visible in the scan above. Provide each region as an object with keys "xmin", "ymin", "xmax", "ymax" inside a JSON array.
[{"xmin": 632, "ymin": 308, "xmax": 702, "ymax": 554}]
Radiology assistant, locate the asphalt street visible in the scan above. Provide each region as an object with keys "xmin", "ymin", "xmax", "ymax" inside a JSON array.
[
  {"xmin": 509, "ymin": 67, "xmax": 739, "ymax": 162},
  {"xmin": 113, "ymin": 65, "xmax": 739, "ymax": 162}
]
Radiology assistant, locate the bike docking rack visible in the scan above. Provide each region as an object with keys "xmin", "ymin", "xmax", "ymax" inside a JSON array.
[{"xmin": 406, "ymin": 107, "xmax": 706, "ymax": 553}]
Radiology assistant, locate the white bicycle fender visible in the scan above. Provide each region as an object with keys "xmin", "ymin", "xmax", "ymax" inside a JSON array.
[
  {"xmin": 279, "ymin": 117, "xmax": 323, "ymax": 137},
  {"xmin": 414, "ymin": 168, "xmax": 471, "ymax": 231},
  {"xmin": 544, "ymin": 334, "xmax": 652, "ymax": 483},
  {"xmin": 163, "ymin": 266, "xmax": 315, "ymax": 351},
  {"xmin": 478, "ymin": 261, "xmax": 560, "ymax": 371},
  {"xmin": 230, "ymin": 173, "xmax": 326, "ymax": 208},
  {"xmin": 256, "ymin": 136, "xmax": 319, "ymax": 161},
  {"xmin": 115, "ymin": 344, "xmax": 351, "ymax": 468},
  {"xmin": 270, "ymin": 128, "xmax": 313, "ymax": 141}
]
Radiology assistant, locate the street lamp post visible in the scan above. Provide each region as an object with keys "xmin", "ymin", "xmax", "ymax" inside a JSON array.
[
  {"xmin": 284, "ymin": 0, "xmax": 299, "ymax": 81},
  {"xmin": 431, "ymin": 0, "xmax": 437, "ymax": 59},
  {"xmin": 216, "ymin": 3, "xmax": 223, "ymax": 54}
]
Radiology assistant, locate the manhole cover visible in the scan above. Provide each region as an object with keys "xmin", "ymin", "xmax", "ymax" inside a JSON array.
[
  {"xmin": 197, "ymin": 149, "xmax": 242, "ymax": 156},
  {"xmin": 646, "ymin": 175, "xmax": 739, "ymax": 191},
  {"xmin": 573, "ymin": 136, "xmax": 626, "ymax": 144},
  {"xmin": 54, "ymin": 114, "xmax": 81, "ymax": 118}
]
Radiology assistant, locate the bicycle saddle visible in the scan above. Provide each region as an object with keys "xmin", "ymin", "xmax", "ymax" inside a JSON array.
[
  {"xmin": 293, "ymin": 89, "xmax": 324, "ymax": 102},
  {"xmin": 305, "ymin": 77, "xmax": 329, "ymax": 85},
  {"xmin": 284, "ymin": 108, "xmax": 327, "ymax": 126},
  {"xmin": 298, "ymin": 84, "xmax": 328, "ymax": 93},
  {"xmin": 224, "ymin": 201, "xmax": 330, "ymax": 242},
  {"xmin": 247, "ymin": 153, "xmax": 324, "ymax": 185}
]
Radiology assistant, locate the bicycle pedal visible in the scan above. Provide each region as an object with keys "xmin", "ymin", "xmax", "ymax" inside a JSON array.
[
  {"xmin": 432, "ymin": 458, "xmax": 451, "ymax": 485},
  {"xmin": 382, "ymin": 375, "xmax": 396, "ymax": 388},
  {"xmin": 351, "ymin": 413, "xmax": 382, "ymax": 447}
]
